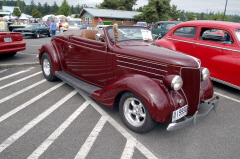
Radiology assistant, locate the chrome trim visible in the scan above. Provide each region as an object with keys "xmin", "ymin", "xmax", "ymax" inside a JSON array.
[
  {"xmin": 211, "ymin": 77, "xmax": 240, "ymax": 90},
  {"xmin": 117, "ymin": 65, "xmax": 164, "ymax": 77},
  {"xmin": 117, "ymin": 60, "xmax": 168, "ymax": 72},
  {"xmin": 166, "ymin": 37, "xmax": 240, "ymax": 53},
  {"xmin": 117, "ymin": 55, "xmax": 167, "ymax": 67},
  {"xmin": 167, "ymin": 95, "xmax": 219, "ymax": 131}
]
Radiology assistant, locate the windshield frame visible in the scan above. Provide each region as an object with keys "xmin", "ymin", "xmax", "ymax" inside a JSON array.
[{"xmin": 235, "ymin": 29, "xmax": 240, "ymax": 42}]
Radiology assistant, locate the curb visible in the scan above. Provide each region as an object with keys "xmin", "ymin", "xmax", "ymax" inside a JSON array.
[{"xmin": 0, "ymin": 62, "xmax": 40, "ymax": 69}]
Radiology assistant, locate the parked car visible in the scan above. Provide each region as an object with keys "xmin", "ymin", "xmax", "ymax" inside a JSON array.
[
  {"xmin": 9, "ymin": 22, "xmax": 27, "ymax": 32},
  {"xmin": 38, "ymin": 25, "xmax": 219, "ymax": 133},
  {"xmin": 155, "ymin": 20, "xmax": 240, "ymax": 90},
  {"xmin": 67, "ymin": 19, "xmax": 82, "ymax": 30},
  {"xmin": 0, "ymin": 31, "xmax": 26, "ymax": 57},
  {"xmin": 152, "ymin": 21, "xmax": 182, "ymax": 39},
  {"xmin": 136, "ymin": 21, "xmax": 148, "ymax": 27},
  {"xmin": 13, "ymin": 23, "xmax": 50, "ymax": 38}
]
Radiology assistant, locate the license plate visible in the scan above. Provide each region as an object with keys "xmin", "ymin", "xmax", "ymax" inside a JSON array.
[
  {"xmin": 172, "ymin": 105, "xmax": 188, "ymax": 122},
  {"xmin": 4, "ymin": 37, "xmax": 12, "ymax": 42}
]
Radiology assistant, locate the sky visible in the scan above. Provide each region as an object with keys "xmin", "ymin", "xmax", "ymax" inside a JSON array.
[{"xmin": 23, "ymin": 0, "xmax": 240, "ymax": 15}]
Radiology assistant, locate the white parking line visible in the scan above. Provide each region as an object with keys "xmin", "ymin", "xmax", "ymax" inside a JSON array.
[
  {"xmin": 214, "ymin": 92, "xmax": 240, "ymax": 103},
  {"xmin": 0, "ymin": 71, "xmax": 41, "ymax": 90},
  {"xmin": 74, "ymin": 116, "xmax": 109, "ymax": 159},
  {"xmin": 0, "ymin": 82, "xmax": 65, "ymax": 123},
  {"xmin": 78, "ymin": 91, "xmax": 159, "ymax": 159},
  {"xmin": 0, "ymin": 67, "xmax": 34, "ymax": 81},
  {"xmin": 18, "ymin": 52, "xmax": 38, "ymax": 55},
  {"xmin": 0, "ymin": 69, "xmax": 7, "ymax": 73},
  {"xmin": 0, "ymin": 79, "xmax": 46, "ymax": 104},
  {"xmin": 28, "ymin": 100, "xmax": 90, "ymax": 159},
  {"xmin": 0, "ymin": 90, "xmax": 77, "ymax": 153},
  {"xmin": 121, "ymin": 138, "xmax": 137, "ymax": 159}
]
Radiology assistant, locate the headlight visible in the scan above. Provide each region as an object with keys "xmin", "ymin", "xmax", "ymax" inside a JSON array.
[
  {"xmin": 201, "ymin": 68, "xmax": 210, "ymax": 81},
  {"xmin": 163, "ymin": 75, "xmax": 183, "ymax": 91},
  {"xmin": 171, "ymin": 76, "xmax": 183, "ymax": 91}
]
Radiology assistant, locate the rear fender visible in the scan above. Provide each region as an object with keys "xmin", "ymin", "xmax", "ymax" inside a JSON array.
[
  {"xmin": 39, "ymin": 42, "xmax": 62, "ymax": 73},
  {"xmin": 92, "ymin": 74, "xmax": 173, "ymax": 123}
]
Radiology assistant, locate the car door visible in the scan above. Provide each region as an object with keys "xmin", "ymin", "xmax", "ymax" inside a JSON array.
[
  {"xmin": 194, "ymin": 27, "xmax": 238, "ymax": 85},
  {"xmin": 168, "ymin": 26, "xmax": 198, "ymax": 55},
  {"xmin": 63, "ymin": 35, "xmax": 108, "ymax": 87}
]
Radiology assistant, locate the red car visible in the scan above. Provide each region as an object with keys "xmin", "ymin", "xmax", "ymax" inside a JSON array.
[
  {"xmin": 38, "ymin": 25, "xmax": 219, "ymax": 133},
  {"xmin": 0, "ymin": 31, "xmax": 26, "ymax": 56},
  {"xmin": 155, "ymin": 20, "xmax": 240, "ymax": 90}
]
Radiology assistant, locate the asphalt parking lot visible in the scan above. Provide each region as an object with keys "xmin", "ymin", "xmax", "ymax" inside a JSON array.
[{"xmin": 0, "ymin": 36, "xmax": 240, "ymax": 159}]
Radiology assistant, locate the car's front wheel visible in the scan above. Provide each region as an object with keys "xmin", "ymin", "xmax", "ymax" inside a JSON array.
[
  {"xmin": 35, "ymin": 32, "xmax": 40, "ymax": 38},
  {"xmin": 119, "ymin": 92, "xmax": 156, "ymax": 133},
  {"xmin": 41, "ymin": 53, "xmax": 58, "ymax": 81}
]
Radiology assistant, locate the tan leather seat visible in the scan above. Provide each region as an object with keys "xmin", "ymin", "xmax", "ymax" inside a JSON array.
[{"xmin": 80, "ymin": 30, "xmax": 99, "ymax": 40}]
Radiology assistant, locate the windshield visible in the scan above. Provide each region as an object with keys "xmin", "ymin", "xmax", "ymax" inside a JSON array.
[
  {"xmin": 107, "ymin": 26, "xmax": 153, "ymax": 42},
  {"xmin": 68, "ymin": 21, "xmax": 81, "ymax": 25},
  {"xmin": 25, "ymin": 24, "xmax": 39, "ymax": 28},
  {"xmin": 236, "ymin": 29, "xmax": 240, "ymax": 41}
]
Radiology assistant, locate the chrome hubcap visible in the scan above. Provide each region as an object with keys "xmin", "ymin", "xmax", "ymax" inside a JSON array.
[
  {"xmin": 123, "ymin": 97, "xmax": 146, "ymax": 127},
  {"xmin": 43, "ymin": 58, "xmax": 50, "ymax": 76}
]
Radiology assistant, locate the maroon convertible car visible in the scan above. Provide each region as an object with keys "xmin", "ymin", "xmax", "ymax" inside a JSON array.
[{"xmin": 38, "ymin": 25, "xmax": 219, "ymax": 133}]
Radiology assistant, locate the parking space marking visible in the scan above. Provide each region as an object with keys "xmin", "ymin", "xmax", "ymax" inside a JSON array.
[
  {"xmin": 214, "ymin": 92, "xmax": 240, "ymax": 103},
  {"xmin": 121, "ymin": 138, "xmax": 137, "ymax": 159},
  {"xmin": 0, "ymin": 71, "xmax": 41, "ymax": 90},
  {"xmin": 28, "ymin": 100, "xmax": 90, "ymax": 159},
  {"xmin": 0, "ymin": 90, "xmax": 77, "ymax": 153},
  {"xmin": 0, "ymin": 69, "xmax": 7, "ymax": 73},
  {"xmin": 0, "ymin": 79, "xmax": 46, "ymax": 104},
  {"xmin": 0, "ymin": 82, "xmax": 65, "ymax": 123},
  {"xmin": 75, "ymin": 116, "xmax": 109, "ymax": 159},
  {"xmin": 78, "ymin": 91, "xmax": 159, "ymax": 159},
  {"xmin": 0, "ymin": 67, "xmax": 34, "ymax": 81},
  {"xmin": 18, "ymin": 52, "xmax": 38, "ymax": 55}
]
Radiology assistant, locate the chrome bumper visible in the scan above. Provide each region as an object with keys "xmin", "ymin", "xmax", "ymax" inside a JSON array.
[{"xmin": 166, "ymin": 96, "xmax": 219, "ymax": 131}]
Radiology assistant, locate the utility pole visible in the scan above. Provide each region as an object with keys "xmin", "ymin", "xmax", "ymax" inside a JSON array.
[{"xmin": 222, "ymin": 0, "xmax": 228, "ymax": 21}]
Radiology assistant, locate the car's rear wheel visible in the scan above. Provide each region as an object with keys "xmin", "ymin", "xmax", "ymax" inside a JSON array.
[
  {"xmin": 41, "ymin": 53, "xmax": 58, "ymax": 81},
  {"xmin": 119, "ymin": 92, "xmax": 156, "ymax": 133},
  {"xmin": 35, "ymin": 32, "xmax": 40, "ymax": 38}
]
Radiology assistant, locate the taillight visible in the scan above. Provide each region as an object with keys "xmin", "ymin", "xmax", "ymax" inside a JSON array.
[{"xmin": 12, "ymin": 35, "xmax": 23, "ymax": 41}]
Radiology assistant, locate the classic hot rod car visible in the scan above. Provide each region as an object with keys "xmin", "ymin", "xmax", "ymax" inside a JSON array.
[{"xmin": 38, "ymin": 25, "xmax": 219, "ymax": 133}]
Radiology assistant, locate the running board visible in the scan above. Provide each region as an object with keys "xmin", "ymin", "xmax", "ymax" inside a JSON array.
[{"xmin": 55, "ymin": 71, "xmax": 101, "ymax": 96}]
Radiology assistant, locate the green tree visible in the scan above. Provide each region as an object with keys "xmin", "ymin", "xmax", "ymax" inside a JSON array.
[
  {"xmin": 12, "ymin": 7, "xmax": 21, "ymax": 17},
  {"xmin": 32, "ymin": 9, "xmax": 42, "ymax": 18},
  {"xmin": 3, "ymin": 0, "xmax": 7, "ymax": 6},
  {"xmin": 168, "ymin": 4, "xmax": 181, "ymax": 20},
  {"xmin": 42, "ymin": 2, "xmax": 51, "ymax": 15},
  {"xmin": 16, "ymin": 0, "xmax": 24, "ymax": 12},
  {"xmin": 58, "ymin": 0, "xmax": 70, "ymax": 16},
  {"xmin": 51, "ymin": 1, "xmax": 59, "ymax": 14},
  {"xmin": 98, "ymin": 0, "xmax": 137, "ymax": 11},
  {"xmin": 134, "ymin": 0, "xmax": 171, "ymax": 22}
]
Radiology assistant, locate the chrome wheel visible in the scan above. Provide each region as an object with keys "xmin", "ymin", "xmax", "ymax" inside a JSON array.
[
  {"xmin": 123, "ymin": 97, "xmax": 146, "ymax": 127},
  {"xmin": 43, "ymin": 58, "xmax": 50, "ymax": 76}
]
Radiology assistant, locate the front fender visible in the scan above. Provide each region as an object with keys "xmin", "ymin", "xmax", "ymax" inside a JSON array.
[
  {"xmin": 92, "ymin": 74, "xmax": 173, "ymax": 123},
  {"xmin": 39, "ymin": 42, "xmax": 62, "ymax": 73},
  {"xmin": 200, "ymin": 78, "xmax": 214, "ymax": 100},
  {"xmin": 155, "ymin": 38, "xmax": 176, "ymax": 51}
]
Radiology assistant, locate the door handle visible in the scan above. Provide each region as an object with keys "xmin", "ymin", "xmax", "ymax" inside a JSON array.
[{"xmin": 68, "ymin": 45, "xmax": 73, "ymax": 49}]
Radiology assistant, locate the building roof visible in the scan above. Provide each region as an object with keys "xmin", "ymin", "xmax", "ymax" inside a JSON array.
[
  {"xmin": 2, "ymin": 6, "xmax": 21, "ymax": 13},
  {"xmin": 80, "ymin": 8, "xmax": 142, "ymax": 19}
]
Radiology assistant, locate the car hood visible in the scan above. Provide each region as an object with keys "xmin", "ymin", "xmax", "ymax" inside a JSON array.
[{"xmin": 113, "ymin": 42, "xmax": 200, "ymax": 68}]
